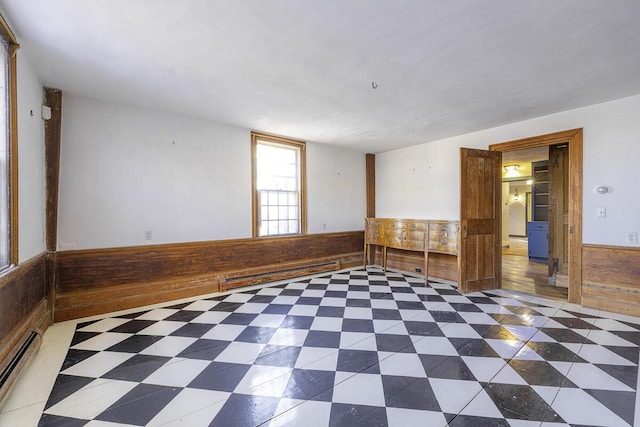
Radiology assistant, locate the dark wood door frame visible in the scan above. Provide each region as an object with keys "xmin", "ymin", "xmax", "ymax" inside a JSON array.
[{"xmin": 489, "ymin": 129, "xmax": 583, "ymax": 304}]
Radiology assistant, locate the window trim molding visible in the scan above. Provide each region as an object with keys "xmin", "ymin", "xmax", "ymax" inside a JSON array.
[
  {"xmin": 0, "ymin": 13, "xmax": 19, "ymax": 266},
  {"xmin": 251, "ymin": 131, "xmax": 307, "ymax": 238}
]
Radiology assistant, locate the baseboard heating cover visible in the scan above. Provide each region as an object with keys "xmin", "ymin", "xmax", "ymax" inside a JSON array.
[
  {"xmin": 0, "ymin": 330, "xmax": 41, "ymax": 409},
  {"xmin": 222, "ymin": 261, "xmax": 340, "ymax": 290}
]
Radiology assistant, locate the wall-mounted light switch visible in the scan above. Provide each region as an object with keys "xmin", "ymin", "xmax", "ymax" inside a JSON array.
[{"xmin": 596, "ymin": 207, "xmax": 606, "ymax": 218}]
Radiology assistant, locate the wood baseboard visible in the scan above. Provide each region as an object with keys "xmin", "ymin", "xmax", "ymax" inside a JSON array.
[
  {"xmin": 582, "ymin": 244, "xmax": 640, "ymax": 316},
  {"xmin": 55, "ymin": 274, "xmax": 223, "ymax": 322},
  {"xmin": 55, "ymin": 232, "xmax": 364, "ymax": 321},
  {"xmin": 221, "ymin": 252, "xmax": 362, "ymax": 291}
]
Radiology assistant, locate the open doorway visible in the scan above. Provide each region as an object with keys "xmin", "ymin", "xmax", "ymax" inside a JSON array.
[
  {"xmin": 489, "ymin": 129, "xmax": 582, "ymax": 304},
  {"xmin": 500, "ymin": 147, "xmax": 568, "ymax": 299}
]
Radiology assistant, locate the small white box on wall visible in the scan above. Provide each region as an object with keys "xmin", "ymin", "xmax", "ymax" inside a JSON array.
[{"xmin": 41, "ymin": 105, "xmax": 52, "ymax": 120}]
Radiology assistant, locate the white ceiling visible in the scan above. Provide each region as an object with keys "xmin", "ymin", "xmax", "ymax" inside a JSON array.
[{"xmin": 3, "ymin": 1, "xmax": 640, "ymax": 153}]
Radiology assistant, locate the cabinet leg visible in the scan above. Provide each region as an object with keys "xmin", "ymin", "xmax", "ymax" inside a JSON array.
[
  {"xmin": 363, "ymin": 243, "xmax": 368, "ymax": 269},
  {"xmin": 424, "ymin": 250, "xmax": 429, "ymax": 286},
  {"xmin": 383, "ymin": 247, "xmax": 387, "ymax": 274}
]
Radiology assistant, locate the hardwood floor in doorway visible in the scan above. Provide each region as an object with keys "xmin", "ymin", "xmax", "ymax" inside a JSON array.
[{"xmin": 502, "ymin": 237, "xmax": 568, "ymax": 300}]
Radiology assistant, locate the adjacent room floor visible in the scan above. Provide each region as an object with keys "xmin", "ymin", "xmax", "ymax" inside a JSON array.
[
  {"xmin": 502, "ymin": 237, "xmax": 569, "ymax": 301},
  {"xmin": 1, "ymin": 267, "xmax": 638, "ymax": 426}
]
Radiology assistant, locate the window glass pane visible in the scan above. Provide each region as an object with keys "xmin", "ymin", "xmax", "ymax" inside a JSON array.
[
  {"xmin": 278, "ymin": 206, "xmax": 288, "ymax": 219},
  {"xmin": 268, "ymin": 221, "xmax": 279, "ymax": 235},
  {"xmin": 254, "ymin": 136, "xmax": 303, "ymax": 236},
  {"xmin": 286, "ymin": 178, "xmax": 297, "ymax": 191},
  {"xmin": 263, "ymin": 176, "xmax": 275, "ymax": 189},
  {"xmin": 283, "ymin": 163, "xmax": 295, "ymax": 177}
]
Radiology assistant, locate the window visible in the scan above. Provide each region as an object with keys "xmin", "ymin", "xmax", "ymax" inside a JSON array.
[
  {"xmin": 251, "ymin": 132, "xmax": 306, "ymax": 237},
  {"xmin": 0, "ymin": 15, "xmax": 17, "ymax": 270}
]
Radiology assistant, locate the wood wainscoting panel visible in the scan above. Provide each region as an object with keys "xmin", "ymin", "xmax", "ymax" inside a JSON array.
[
  {"xmin": 582, "ymin": 244, "xmax": 640, "ymax": 316},
  {"xmin": 0, "ymin": 253, "xmax": 49, "ymax": 408},
  {"xmin": 372, "ymin": 247, "xmax": 458, "ymax": 282},
  {"xmin": 55, "ymin": 231, "xmax": 364, "ymax": 321}
]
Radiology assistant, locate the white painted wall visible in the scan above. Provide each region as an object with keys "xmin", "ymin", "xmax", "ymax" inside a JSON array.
[
  {"xmin": 377, "ymin": 94, "xmax": 640, "ymax": 247},
  {"xmin": 58, "ymin": 95, "xmax": 366, "ymax": 250},
  {"xmin": 306, "ymin": 142, "xmax": 366, "ymax": 233},
  {"xmin": 501, "ymin": 182, "xmax": 509, "ymax": 247},
  {"xmin": 508, "ymin": 183, "xmax": 529, "ymax": 236},
  {"xmin": 17, "ymin": 55, "xmax": 46, "ymax": 262},
  {"xmin": 375, "ymin": 140, "xmax": 460, "ymax": 220}
]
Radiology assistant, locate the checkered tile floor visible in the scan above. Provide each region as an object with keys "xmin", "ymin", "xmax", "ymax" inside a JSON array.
[{"xmin": 38, "ymin": 268, "xmax": 639, "ymax": 426}]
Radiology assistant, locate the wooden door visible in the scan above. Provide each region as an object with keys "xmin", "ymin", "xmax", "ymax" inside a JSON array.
[
  {"xmin": 548, "ymin": 144, "xmax": 569, "ymax": 283},
  {"xmin": 459, "ymin": 148, "xmax": 502, "ymax": 293}
]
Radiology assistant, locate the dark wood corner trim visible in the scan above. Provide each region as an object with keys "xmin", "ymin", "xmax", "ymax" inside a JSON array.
[
  {"xmin": 366, "ymin": 153, "xmax": 375, "ymax": 218},
  {"xmin": 44, "ymin": 88, "xmax": 63, "ymax": 253}
]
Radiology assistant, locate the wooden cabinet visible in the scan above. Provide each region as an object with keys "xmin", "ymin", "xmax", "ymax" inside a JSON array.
[
  {"xmin": 365, "ymin": 218, "xmax": 385, "ymax": 245},
  {"xmin": 528, "ymin": 160, "xmax": 549, "ymax": 262},
  {"xmin": 385, "ymin": 220, "xmax": 426, "ymax": 251},
  {"xmin": 531, "ymin": 160, "xmax": 549, "ymax": 222},
  {"xmin": 364, "ymin": 218, "xmax": 459, "ymax": 282},
  {"xmin": 528, "ymin": 221, "xmax": 548, "ymax": 262}
]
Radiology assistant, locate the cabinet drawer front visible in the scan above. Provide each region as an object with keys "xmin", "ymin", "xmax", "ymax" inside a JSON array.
[
  {"xmin": 366, "ymin": 219, "xmax": 385, "ymax": 230},
  {"xmin": 385, "ymin": 230, "xmax": 425, "ymax": 250},
  {"xmin": 404, "ymin": 238, "xmax": 425, "ymax": 251},
  {"xmin": 385, "ymin": 230, "xmax": 404, "ymax": 248},
  {"xmin": 366, "ymin": 229, "xmax": 385, "ymax": 244},
  {"xmin": 429, "ymin": 239, "xmax": 457, "ymax": 254},
  {"xmin": 406, "ymin": 230, "xmax": 426, "ymax": 244},
  {"xmin": 387, "ymin": 221, "xmax": 404, "ymax": 230},
  {"xmin": 406, "ymin": 221, "xmax": 427, "ymax": 231},
  {"xmin": 428, "ymin": 223, "xmax": 459, "ymax": 254},
  {"xmin": 429, "ymin": 222, "xmax": 457, "ymax": 235},
  {"xmin": 387, "ymin": 220, "xmax": 426, "ymax": 231}
]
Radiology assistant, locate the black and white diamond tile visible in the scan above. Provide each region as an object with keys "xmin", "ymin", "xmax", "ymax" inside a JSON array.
[{"xmin": 38, "ymin": 268, "xmax": 640, "ymax": 426}]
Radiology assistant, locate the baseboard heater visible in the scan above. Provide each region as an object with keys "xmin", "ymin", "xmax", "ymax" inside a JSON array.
[
  {"xmin": 222, "ymin": 261, "xmax": 340, "ymax": 290},
  {"xmin": 0, "ymin": 330, "xmax": 40, "ymax": 408}
]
